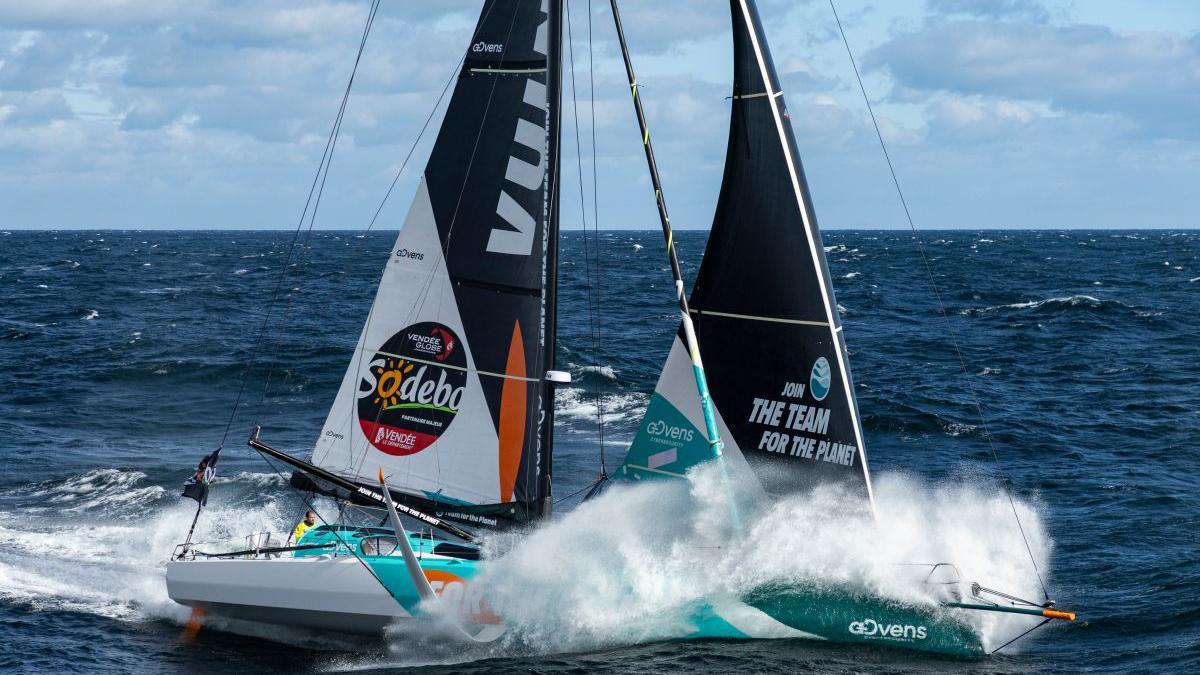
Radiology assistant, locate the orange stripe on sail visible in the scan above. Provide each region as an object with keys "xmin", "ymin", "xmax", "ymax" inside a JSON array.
[{"xmin": 498, "ymin": 321, "xmax": 526, "ymax": 503}]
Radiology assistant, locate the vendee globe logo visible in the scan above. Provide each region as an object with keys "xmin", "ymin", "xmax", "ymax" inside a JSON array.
[
  {"xmin": 848, "ymin": 618, "xmax": 928, "ymax": 641},
  {"xmin": 356, "ymin": 321, "xmax": 467, "ymax": 456},
  {"xmin": 809, "ymin": 356, "xmax": 832, "ymax": 402}
]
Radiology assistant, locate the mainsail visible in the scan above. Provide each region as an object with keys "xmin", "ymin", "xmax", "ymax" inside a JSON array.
[
  {"xmin": 310, "ymin": 0, "xmax": 562, "ymax": 528},
  {"xmin": 620, "ymin": 0, "xmax": 874, "ymax": 508}
]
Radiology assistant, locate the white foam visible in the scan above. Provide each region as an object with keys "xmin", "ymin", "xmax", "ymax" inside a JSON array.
[
  {"xmin": 576, "ymin": 364, "xmax": 617, "ymax": 380},
  {"xmin": 0, "ymin": 469, "xmax": 310, "ymax": 631},
  {"xmin": 2, "ymin": 466, "xmax": 1055, "ymax": 659},
  {"xmin": 554, "ymin": 387, "xmax": 647, "ymax": 425},
  {"xmin": 475, "ymin": 466, "xmax": 1052, "ymax": 655}
]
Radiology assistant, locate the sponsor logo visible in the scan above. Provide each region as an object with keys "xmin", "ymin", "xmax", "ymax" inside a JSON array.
[
  {"xmin": 357, "ymin": 322, "xmax": 467, "ymax": 456},
  {"xmin": 484, "ymin": 11, "xmax": 550, "ymax": 257},
  {"xmin": 472, "ymin": 41, "xmax": 504, "ymax": 53},
  {"xmin": 423, "ymin": 569, "xmax": 501, "ymax": 625},
  {"xmin": 406, "ymin": 326, "xmax": 456, "ymax": 360},
  {"xmin": 848, "ymin": 618, "xmax": 928, "ymax": 641},
  {"xmin": 646, "ymin": 419, "xmax": 695, "ymax": 443},
  {"xmin": 809, "ymin": 356, "xmax": 831, "ymax": 402},
  {"xmin": 394, "ymin": 248, "xmax": 424, "ymax": 262}
]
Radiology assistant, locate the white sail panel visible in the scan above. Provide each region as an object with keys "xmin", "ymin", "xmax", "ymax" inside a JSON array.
[{"xmin": 312, "ymin": 180, "xmax": 502, "ymax": 506}]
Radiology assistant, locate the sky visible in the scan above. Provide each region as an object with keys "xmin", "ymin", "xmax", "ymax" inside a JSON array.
[{"xmin": 1, "ymin": 0, "xmax": 1197, "ymax": 230}]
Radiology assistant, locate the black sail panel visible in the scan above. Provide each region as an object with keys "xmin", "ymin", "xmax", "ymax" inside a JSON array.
[
  {"xmin": 311, "ymin": 0, "xmax": 561, "ymax": 527},
  {"xmin": 694, "ymin": 0, "xmax": 873, "ymax": 500},
  {"xmin": 620, "ymin": 0, "xmax": 873, "ymax": 507}
]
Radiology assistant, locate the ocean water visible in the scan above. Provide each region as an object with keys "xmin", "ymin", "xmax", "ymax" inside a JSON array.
[{"xmin": 0, "ymin": 229, "xmax": 1196, "ymax": 673}]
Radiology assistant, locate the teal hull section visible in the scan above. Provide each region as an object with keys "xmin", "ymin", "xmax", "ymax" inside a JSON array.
[{"xmin": 735, "ymin": 583, "xmax": 984, "ymax": 658}]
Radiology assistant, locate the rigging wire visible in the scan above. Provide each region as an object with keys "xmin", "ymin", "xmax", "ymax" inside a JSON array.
[
  {"xmin": 993, "ymin": 617, "xmax": 1053, "ymax": 653},
  {"xmin": 827, "ymin": 0, "xmax": 1050, "ymax": 602},
  {"xmin": 257, "ymin": 40, "xmax": 468, "ymax": 435},
  {"xmin": 587, "ymin": 0, "xmax": 608, "ymax": 475},
  {"xmin": 217, "ymin": 0, "xmax": 381, "ymax": 450},
  {"xmin": 566, "ymin": 0, "xmax": 609, "ymax": 482},
  {"xmin": 254, "ymin": 0, "xmax": 381, "ymax": 420}
]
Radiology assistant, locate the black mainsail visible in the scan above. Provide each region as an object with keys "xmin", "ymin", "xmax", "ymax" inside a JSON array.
[
  {"xmin": 310, "ymin": 0, "xmax": 562, "ymax": 528},
  {"xmin": 620, "ymin": 0, "xmax": 874, "ymax": 508}
]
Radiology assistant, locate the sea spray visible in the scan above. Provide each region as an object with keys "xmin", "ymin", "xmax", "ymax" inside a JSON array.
[
  {"xmin": 0, "ymin": 469, "xmax": 332, "ymax": 641},
  {"xmin": 473, "ymin": 464, "xmax": 1052, "ymax": 655}
]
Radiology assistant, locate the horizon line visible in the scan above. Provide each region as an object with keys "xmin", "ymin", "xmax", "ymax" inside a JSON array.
[{"xmin": 3, "ymin": 226, "xmax": 1197, "ymax": 233}]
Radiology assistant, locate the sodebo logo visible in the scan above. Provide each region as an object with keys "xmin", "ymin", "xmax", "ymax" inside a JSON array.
[
  {"xmin": 848, "ymin": 618, "xmax": 928, "ymax": 641},
  {"xmin": 646, "ymin": 419, "xmax": 695, "ymax": 443}
]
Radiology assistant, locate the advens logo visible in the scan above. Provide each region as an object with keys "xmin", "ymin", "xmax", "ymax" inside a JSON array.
[
  {"xmin": 357, "ymin": 322, "xmax": 467, "ymax": 456},
  {"xmin": 646, "ymin": 419, "xmax": 695, "ymax": 444},
  {"xmin": 848, "ymin": 618, "xmax": 928, "ymax": 641}
]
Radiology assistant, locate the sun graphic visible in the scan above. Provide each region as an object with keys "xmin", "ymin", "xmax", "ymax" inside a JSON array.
[{"xmin": 371, "ymin": 358, "xmax": 414, "ymax": 408}]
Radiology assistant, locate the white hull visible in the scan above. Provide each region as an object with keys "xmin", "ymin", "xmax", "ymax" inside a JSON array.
[{"xmin": 166, "ymin": 555, "xmax": 409, "ymax": 635}]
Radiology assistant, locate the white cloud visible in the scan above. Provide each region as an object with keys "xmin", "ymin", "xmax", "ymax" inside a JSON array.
[
  {"xmin": 0, "ymin": 1, "xmax": 1196, "ymax": 230},
  {"xmin": 867, "ymin": 19, "xmax": 1200, "ymax": 139}
]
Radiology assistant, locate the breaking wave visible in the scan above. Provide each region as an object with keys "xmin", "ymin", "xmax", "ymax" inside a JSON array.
[
  {"xmin": 554, "ymin": 387, "xmax": 647, "ymax": 425},
  {"xmin": 962, "ymin": 294, "xmax": 1131, "ymax": 315},
  {"xmin": 575, "ymin": 364, "xmax": 617, "ymax": 380},
  {"xmin": 14, "ymin": 468, "xmax": 167, "ymax": 517}
]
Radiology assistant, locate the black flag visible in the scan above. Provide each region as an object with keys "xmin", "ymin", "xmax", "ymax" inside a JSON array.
[{"xmin": 182, "ymin": 448, "xmax": 220, "ymax": 506}]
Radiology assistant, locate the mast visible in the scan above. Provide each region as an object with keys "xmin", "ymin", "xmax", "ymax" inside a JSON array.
[
  {"xmin": 607, "ymin": 0, "xmax": 726, "ymax": 467},
  {"xmin": 537, "ymin": 0, "xmax": 564, "ymax": 519}
]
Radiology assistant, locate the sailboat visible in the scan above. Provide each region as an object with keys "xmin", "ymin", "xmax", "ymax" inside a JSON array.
[{"xmin": 166, "ymin": 0, "xmax": 1074, "ymax": 657}]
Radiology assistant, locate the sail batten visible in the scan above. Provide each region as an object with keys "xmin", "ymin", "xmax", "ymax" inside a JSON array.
[{"xmin": 310, "ymin": 0, "xmax": 561, "ymax": 528}]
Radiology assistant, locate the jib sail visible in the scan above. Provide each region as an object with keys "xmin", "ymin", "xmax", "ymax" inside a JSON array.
[
  {"xmin": 311, "ymin": 0, "xmax": 562, "ymax": 529},
  {"xmin": 619, "ymin": 0, "xmax": 874, "ymax": 508}
]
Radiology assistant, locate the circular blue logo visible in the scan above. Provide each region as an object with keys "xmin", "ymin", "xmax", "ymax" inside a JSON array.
[{"xmin": 809, "ymin": 357, "xmax": 831, "ymax": 402}]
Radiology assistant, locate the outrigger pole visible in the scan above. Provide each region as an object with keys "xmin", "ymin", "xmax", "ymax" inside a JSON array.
[
  {"xmin": 247, "ymin": 427, "xmax": 478, "ymax": 544},
  {"xmin": 607, "ymin": 0, "xmax": 726, "ymax": 472},
  {"xmin": 945, "ymin": 602, "xmax": 1076, "ymax": 622}
]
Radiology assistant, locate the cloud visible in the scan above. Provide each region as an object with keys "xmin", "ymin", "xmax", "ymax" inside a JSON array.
[
  {"xmin": 0, "ymin": 0, "xmax": 1196, "ymax": 230},
  {"xmin": 0, "ymin": 89, "xmax": 73, "ymax": 123},
  {"xmin": 867, "ymin": 20, "xmax": 1200, "ymax": 139},
  {"xmin": 926, "ymin": 0, "xmax": 1051, "ymax": 23}
]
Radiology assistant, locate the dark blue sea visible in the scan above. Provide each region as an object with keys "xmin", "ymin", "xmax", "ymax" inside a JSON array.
[{"xmin": 1, "ymin": 229, "xmax": 1196, "ymax": 673}]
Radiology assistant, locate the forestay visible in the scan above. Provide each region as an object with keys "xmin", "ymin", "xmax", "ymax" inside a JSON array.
[
  {"xmin": 311, "ymin": 0, "xmax": 562, "ymax": 528},
  {"xmin": 620, "ymin": 0, "xmax": 874, "ymax": 509}
]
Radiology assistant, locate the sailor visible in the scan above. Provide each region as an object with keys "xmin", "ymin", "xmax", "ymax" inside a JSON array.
[{"xmin": 292, "ymin": 510, "xmax": 317, "ymax": 543}]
